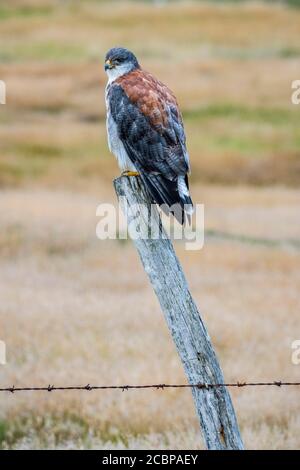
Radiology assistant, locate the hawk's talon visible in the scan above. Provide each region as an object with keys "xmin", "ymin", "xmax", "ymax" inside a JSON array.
[{"xmin": 121, "ymin": 171, "xmax": 140, "ymax": 177}]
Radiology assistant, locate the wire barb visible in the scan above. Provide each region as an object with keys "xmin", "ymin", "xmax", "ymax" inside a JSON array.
[{"xmin": 1, "ymin": 380, "xmax": 300, "ymax": 394}]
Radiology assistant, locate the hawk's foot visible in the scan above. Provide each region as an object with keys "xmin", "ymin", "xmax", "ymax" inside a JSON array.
[{"xmin": 121, "ymin": 171, "xmax": 140, "ymax": 177}]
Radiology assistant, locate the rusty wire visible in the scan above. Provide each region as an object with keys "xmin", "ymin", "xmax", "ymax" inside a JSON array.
[{"xmin": 1, "ymin": 381, "xmax": 300, "ymax": 393}]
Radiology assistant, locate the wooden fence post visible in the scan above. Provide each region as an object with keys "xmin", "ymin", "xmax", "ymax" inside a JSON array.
[{"xmin": 114, "ymin": 175, "xmax": 244, "ymax": 450}]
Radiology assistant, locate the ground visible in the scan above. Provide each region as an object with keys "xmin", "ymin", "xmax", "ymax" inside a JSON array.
[{"xmin": 0, "ymin": 0, "xmax": 300, "ymax": 450}]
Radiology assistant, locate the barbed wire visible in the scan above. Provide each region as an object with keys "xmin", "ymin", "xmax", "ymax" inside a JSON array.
[{"xmin": 1, "ymin": 380, "xmax": 300, "ymax": 393}]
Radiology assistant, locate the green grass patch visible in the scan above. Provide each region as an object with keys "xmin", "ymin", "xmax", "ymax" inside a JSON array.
[
  {"xmin": 20, "ymin": 143, "xmax": 63, "ymax": 159},
  {"xmin": 0, "ymin": 158, "xmax": 48, "ymax": 186},
  {"xmin": 185, "ymin": 104, "xmax": 300, "ymax": 155},
  {"xmin": 0, "ymin": 5, "xmax": 53, "ymax": 22},
  {"xmin": 193, "ymin": 45, "xmax": 300, "ymax": 60},
  {"xmin": 0, "ymin": 412, "xmax": 151, "ymax": 449},
  {"xmin": 0, "ymin": 413, "xmax": 89, "ymax": 449},
  {"xmin": 0, "ymin": 421, "xmax": 7, "ymax": 447},
  {"xmin": 0, "ymin": 41, "xmax": 88, "ymax": 63},
  {"xmin": 183, "ymin": 104, "xmax": 300, "ymax": 126}
]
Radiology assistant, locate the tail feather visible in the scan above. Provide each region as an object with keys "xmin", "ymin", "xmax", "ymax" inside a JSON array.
[{"xmin": 139, "ymin": 173, "xmax": 193, "ymax": 225}]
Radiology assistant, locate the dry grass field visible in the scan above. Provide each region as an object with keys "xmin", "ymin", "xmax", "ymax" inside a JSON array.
[{"xmin": 0, "ymin": 0, "xmax": 300, "ymax": 450}]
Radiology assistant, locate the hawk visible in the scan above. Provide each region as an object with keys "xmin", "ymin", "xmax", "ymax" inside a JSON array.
[{"xmin": 104, "ymin": 47, "xmax": 193, "ymax": 224}]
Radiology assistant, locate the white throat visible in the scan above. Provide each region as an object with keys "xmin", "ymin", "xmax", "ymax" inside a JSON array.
[{"xmin": 106, "ymin": 63, "xmax": 135, "ymax": 83}]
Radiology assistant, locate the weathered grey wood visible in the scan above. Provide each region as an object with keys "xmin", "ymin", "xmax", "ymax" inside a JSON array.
[{"xmin": 114, "ymin": 175, "xmax": 244, "ymax": 450}]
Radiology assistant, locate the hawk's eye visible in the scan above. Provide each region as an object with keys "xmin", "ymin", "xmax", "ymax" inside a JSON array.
[{"xmin": 114, "ymin": 59, "xmax": 120, "ymax": 65}]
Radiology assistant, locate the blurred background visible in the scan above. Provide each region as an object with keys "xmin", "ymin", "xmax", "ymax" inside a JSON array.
[{"xmin": 0, "ymin": 0, "xmax": 300, "ymax": 449}]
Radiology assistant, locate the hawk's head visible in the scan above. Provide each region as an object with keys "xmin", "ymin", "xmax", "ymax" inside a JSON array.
[{"xmin": 104, "ymin": 47, "xmax": 140, "ymax": 82}]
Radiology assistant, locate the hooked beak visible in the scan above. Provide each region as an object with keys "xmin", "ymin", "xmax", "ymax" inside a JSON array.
[{"xmin": 105, "ymin": 59, "xmax": 114, "ymax": 71}]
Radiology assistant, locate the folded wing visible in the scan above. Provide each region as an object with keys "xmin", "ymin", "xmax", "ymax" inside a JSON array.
[{"xmin": 108, "ymin": 69, "xmax": 193, "ymax": 224}]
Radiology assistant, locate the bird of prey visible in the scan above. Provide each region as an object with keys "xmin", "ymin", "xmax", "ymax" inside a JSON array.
[{"xmin": 104, "ymin": 47, "xmax": 193, "ymax": 224}]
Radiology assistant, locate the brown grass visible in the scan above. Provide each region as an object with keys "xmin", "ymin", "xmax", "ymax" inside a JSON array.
[
  {"xmin": 0, "ymin": 1, "xmax": 300, "ymax": 187},
  {"xmin": 0, "ymin": 1, "xmax": 300, "ymax": 450},
  {"xmin": 0, "ymin": 186, "xmax": 300, "ymax": 449}
]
